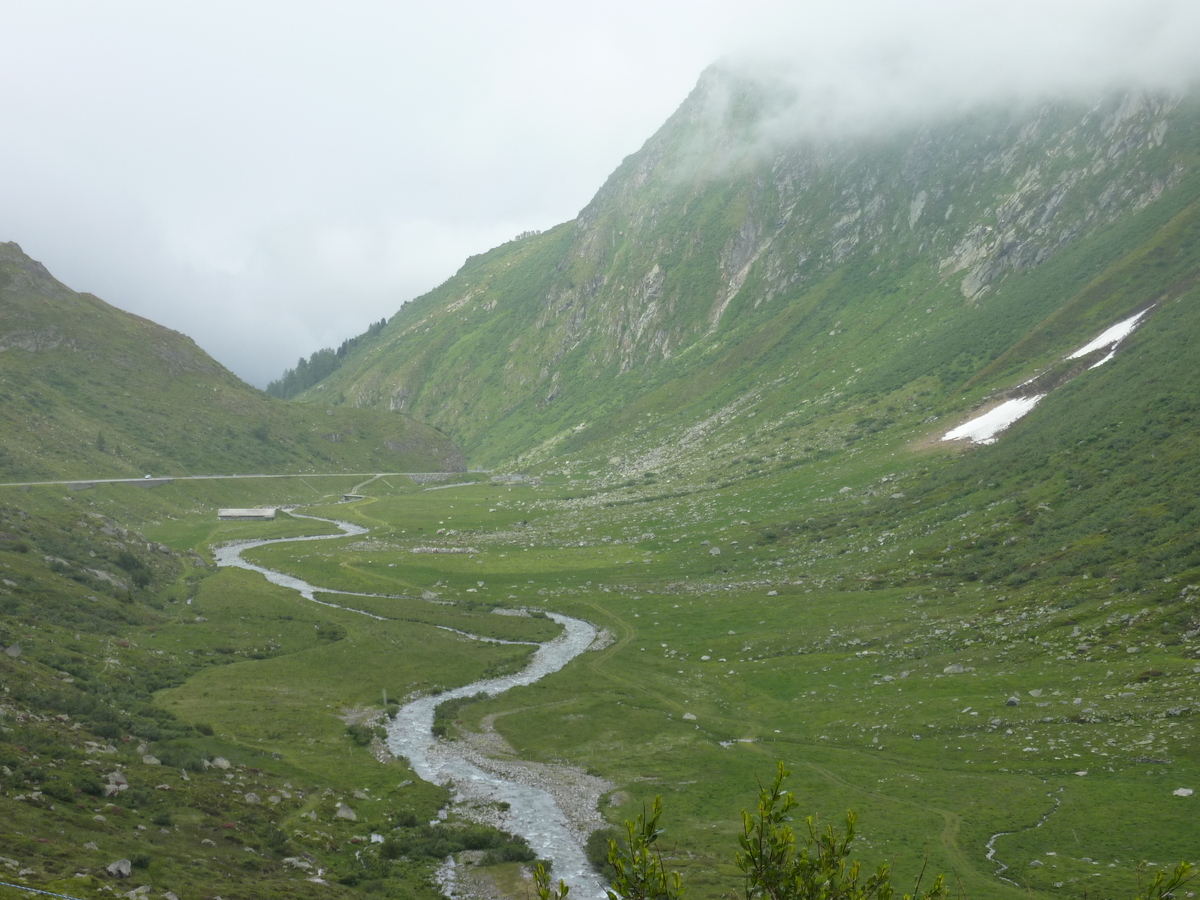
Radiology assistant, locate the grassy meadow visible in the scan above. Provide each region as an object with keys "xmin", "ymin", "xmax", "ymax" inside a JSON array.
[
  {"xmin": 4, "ymin": 264, "xmax": 1200, "ymax": 900},
  {"xmin": 0, "ymin": 453, "xmax": 1177, "ymax": 900}
]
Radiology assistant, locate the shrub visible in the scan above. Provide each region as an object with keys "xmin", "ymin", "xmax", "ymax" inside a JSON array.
[
  {"xmin": 346, "ymin": 723, "xmax": 375, "ymax": 746},
  {"xmin": 586, "ymin": 828, "xmax": 620, "ymax": 881},
  {"xmin": 74, "ymin": 775, "xmax": 104, "ymax": 797}
]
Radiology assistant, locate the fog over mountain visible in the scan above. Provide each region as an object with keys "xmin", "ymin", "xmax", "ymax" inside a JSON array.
[{"xmin": 2, "ymin": 0, "xmax": 1197, "ymax": 387}]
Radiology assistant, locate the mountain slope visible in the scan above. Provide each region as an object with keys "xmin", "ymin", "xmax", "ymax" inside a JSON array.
[
  {"xmin": 0, "ymin": 242, "xmax": 464, "ymax": 480},
  {"xmin": 301, "ymin": 69, "xmax": 1200, "ymax": 471}
]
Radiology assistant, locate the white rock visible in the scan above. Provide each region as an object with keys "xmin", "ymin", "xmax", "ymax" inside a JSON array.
[
  {"xmin": 107, "ymin": 859, "xmax": 132, "ymax": 878},
  {"xmin": 1173, "ymin": 788, "xmax": 1193, "ymax": 797}
]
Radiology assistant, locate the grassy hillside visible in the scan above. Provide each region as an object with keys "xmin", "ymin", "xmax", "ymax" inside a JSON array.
[
  {"xmin": 2, "ymin": 319, "xmax": 1198, "ymax": 900},
  {"xmin": 0, "ymin": 477, "xmax": 551, "ymax": 900},
  {"xmin": 2, "ymin": 71, "xmax": 1199, "ymax": 900},
  {"xmin": 301, "ymin": 78, "xmax": 1200, "ymax": 472},
  {"xmin": 2, "ymin": 416, "xmax": 1190, "ymax": 900},
  {"xmin": 0, "ymin": 242, "xmax": 464, "ymax": 481}
]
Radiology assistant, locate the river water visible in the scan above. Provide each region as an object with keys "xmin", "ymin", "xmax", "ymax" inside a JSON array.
[{"xmin": 214, "ymin": 513, "xmax": 608, "ymax": 899}]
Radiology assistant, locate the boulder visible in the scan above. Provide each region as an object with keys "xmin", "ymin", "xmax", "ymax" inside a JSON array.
[
  {"xmin": 243, "ymin": 793, "xmax": 261, "ymax": 804},
  {"xmin": 107, "ymin": 859, "xmax": 132, "ymax": 878},
  {"xmin": 335, "ymin": 803, "xmax": 357, "ymax": 821},
  {"xmin": 1006, "ymin": 697, "xmax": 1021, "ymax": 706}
]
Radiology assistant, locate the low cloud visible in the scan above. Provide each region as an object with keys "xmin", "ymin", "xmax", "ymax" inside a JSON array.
[{"xmin": 2, "ymin": 0, "xmax": 1196, "ymax": 387}]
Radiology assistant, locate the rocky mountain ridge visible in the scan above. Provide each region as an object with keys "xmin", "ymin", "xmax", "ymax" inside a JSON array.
[{"xmin": 302, "ymin": 67, "xmax": 1199, "ymax": 471}]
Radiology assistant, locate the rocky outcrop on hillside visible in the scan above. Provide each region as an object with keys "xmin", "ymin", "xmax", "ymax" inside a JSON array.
[{"xmin": 308, "ymin": 68, "xmax": 1200, "ymax": 466}]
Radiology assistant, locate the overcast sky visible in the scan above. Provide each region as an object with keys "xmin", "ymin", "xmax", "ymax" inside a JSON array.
[{"xmin": 3, "ymin": 1, "xmax": 1198, "ymax": 387}]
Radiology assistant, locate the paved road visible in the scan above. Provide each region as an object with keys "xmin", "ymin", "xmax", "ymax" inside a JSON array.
[{"xmin": 0, "ymin": 472, "xmax": 472, "ymax": 489}]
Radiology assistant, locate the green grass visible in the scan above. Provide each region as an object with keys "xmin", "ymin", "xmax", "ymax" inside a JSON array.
[
  {"xmin": 3, "ymin": 401, "xmax": 1198, "ymax": 900},
  {"xmin": 15, "ymin": 459, "xmax": 1187, "ymax": 899},
  {"xmin": 4, "ymin": 86, "xmax": 1200, "ymax": 900},
  {"xmin": 0, "ymin": 243, "xmax": 464, "ymax": 482}
]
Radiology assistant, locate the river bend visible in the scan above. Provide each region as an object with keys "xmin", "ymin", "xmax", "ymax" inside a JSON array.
[{"xmin": 213, "ymin": 513, "xmax": 606, "ymax": 898}]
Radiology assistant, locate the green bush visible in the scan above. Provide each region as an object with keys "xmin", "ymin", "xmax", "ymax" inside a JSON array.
[
  {"xmin": 586, "ymin": 828, "xmax": 620, "ymax": 881},
  {"xmin": 346, "ymin": 723, "xmax": 375, "ymax": 746},
  {"xmin": 74, "ymin": 774, "xmax": 104, "ymax": 797},
  {"xmin": 42, "ymin": 780, "xmax": 77, "ymax": 803}
]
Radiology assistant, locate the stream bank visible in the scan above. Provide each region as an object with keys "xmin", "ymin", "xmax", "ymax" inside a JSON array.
[{"xmin": 214, "ymin": 513, "xmax": 608, "ymax": 899}]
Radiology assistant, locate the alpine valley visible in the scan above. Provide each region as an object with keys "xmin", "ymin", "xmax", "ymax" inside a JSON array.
[{"xmin": 2, "ymin": 65, "xmax": 1199, "ymax": 900}]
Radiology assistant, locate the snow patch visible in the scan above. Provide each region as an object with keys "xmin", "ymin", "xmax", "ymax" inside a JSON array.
[
  {"xmin": 1068, "ymin": 310, "xmax": 1148, "ymax": 363},
  {"xmin": 942, "ymin": 395, "xmax": 1045, "ymax": 445}
]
